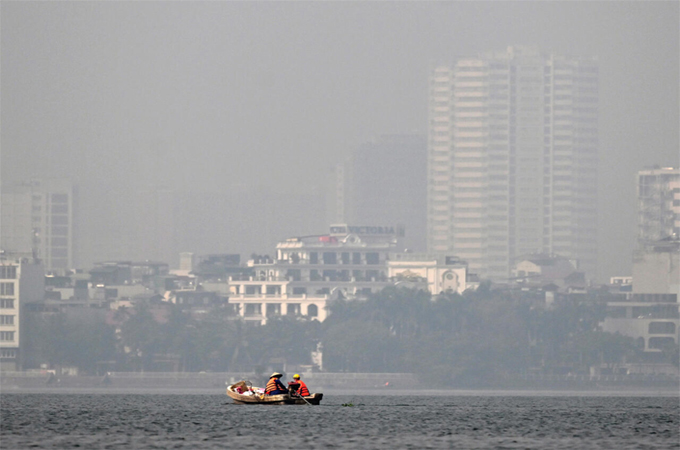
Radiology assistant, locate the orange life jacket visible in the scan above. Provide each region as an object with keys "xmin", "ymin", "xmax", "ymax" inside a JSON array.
[
  {"xmin": 296, "ymin": 380, "xmax": 310, "ymax": 396},
  {"xmin": 265, "ymin": 378, "xmax": 285, "ymax": 394}
]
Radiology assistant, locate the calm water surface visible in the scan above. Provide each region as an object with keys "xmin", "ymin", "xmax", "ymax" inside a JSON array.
[{"xmin": 1, "ymin": 393, "xmax": 678, "ymax": 449}]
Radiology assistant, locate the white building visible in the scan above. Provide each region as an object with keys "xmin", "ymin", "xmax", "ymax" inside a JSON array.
[
  {"xmin": 637, "ymin": 167, "xmax": 680, "ymax": 244},
  {"xmin": 227, "ymin": 275, "xmax": 328, "ymax": 325},
  {"xmin": 1, "ymin": 179, "xmax": 77, "ymax": 273},
  {"xmin": 0, "ymin": 256, "xmax": 45, "ymax": 371},
  {"xmin": 427, "ymin": 46, "xmax": 598, "ymax": 281},
  {"xmin": 601, "ymin": 238, "xmax": 679, "ymax": 353},
  {"xmin": 387, "ymin": 254, "xmax": 468, "ymax": 295},
  {"xmin": 250, "ymin": 224, "xmax": 402, "ymax": 300}
]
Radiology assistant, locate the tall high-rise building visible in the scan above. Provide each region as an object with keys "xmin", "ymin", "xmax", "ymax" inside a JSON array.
[
  {"xmin": 427, "ymin": 46, "xmax": 598, "ymax": 281},
  {"xmin": 637, "ymin": 167, "xmax": 680, "ymax": 244},
  {"xmin": 1, "ymin": 179, "xmax": 77, "ymax": 273}
]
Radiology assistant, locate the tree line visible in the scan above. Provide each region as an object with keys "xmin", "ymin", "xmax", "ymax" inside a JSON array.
[{"xmin": 23, "ymin": 286, "xmax": 678, "ymax": 385}]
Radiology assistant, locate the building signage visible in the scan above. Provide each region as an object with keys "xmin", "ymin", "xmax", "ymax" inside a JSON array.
[{"xmin": 330, "ymin": 224, "xmax": 397, "ymax": 236}]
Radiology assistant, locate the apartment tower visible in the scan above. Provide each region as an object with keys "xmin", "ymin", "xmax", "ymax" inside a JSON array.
[
  {"xmin": 1, "ymin": 179, "xmax": 77, "ymax": 273},
  {"xmin": 427, "ymin": 46, "xmax": 598, "ymax": 281},
  {"xmin": 637, "ymin": 167, "xmax": 680, "ymax": 244}
]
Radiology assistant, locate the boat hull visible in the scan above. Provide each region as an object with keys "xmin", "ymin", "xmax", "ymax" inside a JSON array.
[{"xmin": 226, "ymin": 383, "xmax": 322, "ymax": 405}]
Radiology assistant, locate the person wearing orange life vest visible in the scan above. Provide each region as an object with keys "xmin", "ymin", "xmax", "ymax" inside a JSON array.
[
  {"xmin": 264, "ymin": 372, "xmax": 288, "ymax": 395},
  {"xmin": 289, "ymin": 373, "xmax": 310, "ymax": 397}
]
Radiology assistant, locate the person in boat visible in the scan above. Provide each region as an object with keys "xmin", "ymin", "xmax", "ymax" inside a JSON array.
[
  {"xmin": 288, "ymin": 373, "xmax": 310, "ymax": 397},
  {"xmin": 264, "ymin": 372, "xmax": 288, "ymax": 395}
]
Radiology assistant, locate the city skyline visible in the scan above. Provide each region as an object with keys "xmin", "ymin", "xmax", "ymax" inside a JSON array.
[{"xmin": 1, "ymin": 2, "xmax": 678, "ymax": 281}]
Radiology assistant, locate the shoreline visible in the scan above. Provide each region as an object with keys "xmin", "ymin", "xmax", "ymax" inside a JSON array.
[{"xmin": 2, "ymin": 385, "xmax": 678, "ymax": 397}]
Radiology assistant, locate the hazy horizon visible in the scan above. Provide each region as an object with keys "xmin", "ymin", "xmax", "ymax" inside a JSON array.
[{"xmin": 2, "ymin": 2, "xmax": 678, "ymax": 280}]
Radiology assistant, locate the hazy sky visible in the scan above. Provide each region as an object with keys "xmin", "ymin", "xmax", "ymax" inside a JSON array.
[{"xmin": 2, "ymin": 2, "xmax": 678, "ymax": 280}]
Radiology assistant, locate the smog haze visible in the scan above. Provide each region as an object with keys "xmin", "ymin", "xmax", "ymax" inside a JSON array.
[{"xmin": 2, "ymin": 1, "xmax": 678, "ymax": 280}]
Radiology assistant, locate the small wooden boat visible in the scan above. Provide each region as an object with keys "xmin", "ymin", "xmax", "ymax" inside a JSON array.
[{"xmin": 226, "ymin": 381, "xmax": 323, "ymax": 405}]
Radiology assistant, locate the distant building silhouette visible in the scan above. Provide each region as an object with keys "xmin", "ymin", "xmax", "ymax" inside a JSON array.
[
  {"xmin": 330, "ymin": 134, "xmax": 427, "ymax": 252},
  {"xmin": 1, "ymin": 179, "xmax": 77, "ymax": 273}
]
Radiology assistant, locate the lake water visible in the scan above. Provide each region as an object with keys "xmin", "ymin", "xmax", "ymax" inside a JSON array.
[{"xmin": 1, "ymin": 392, "xmax": 678, "ymax": 449}]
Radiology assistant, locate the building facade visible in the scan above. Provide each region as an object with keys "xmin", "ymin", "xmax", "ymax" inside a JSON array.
[
  {"xmin": 637, "ymin": 167, "xmax": 680, "ymax": 244},
  {"xmin": 249, "ymin": 224, "xmax": 402, "ymax": 300},
  {"xmin": 0, "ymin": 256, "xmax": 45, "ymax": 371},
  {"xmin": 227, "ymin": 275, "xmax": 328, "ymax": 325},
  {"xmin": 427, "ymin": 46, "xmax": 598, "ymax": 281},
  {"xmin": 601, "ymin": 238, "xmax": 679, "ymax": 354},
  {"xmin": 1, "ymin": 179, "xmax": 77, "ymax": 273},
  {"xmin": 387, "ymin": 253, "xmax": 468, "ymax": 295}
]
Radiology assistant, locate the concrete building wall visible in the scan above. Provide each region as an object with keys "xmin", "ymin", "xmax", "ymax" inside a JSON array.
[
  {"xmin": 601, "ymin": 317, "xmax": 679, "ymax": 351},
  {"xmin": 633, "ymin": 249, "xmax": 680, "ymax": 296},
  {"xmin": 0, "ymin": 258, "xmax": 44, "ymax": 371},
  {"xmin": 637, "ymin": 167, "xmax": 680, "ymax": 243}
]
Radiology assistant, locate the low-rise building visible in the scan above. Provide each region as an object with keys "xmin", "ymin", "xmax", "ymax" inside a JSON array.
[
  {"xmin": 227, "ymin": 275, "xmax": 327, "ymax": 325},
  {"xmin": 512, "ymin": 254, "xmax": 585, "ymax": 290},
  {"xmin": 601, "ymin": 238, "xmax": 680, "ymax": 355},
  {"xmin": 387, "ymin": 254, "xmax": 468, "ymax": 295},
  {"xmin": 249, "ymin": 224, "xmax": 401, "ymax": 300}
]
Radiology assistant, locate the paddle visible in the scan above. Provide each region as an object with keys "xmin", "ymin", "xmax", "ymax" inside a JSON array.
[
  {"xmin": 289, "ymin": 383, "xmax": 312, "ymax": 405},
  {"xmin": 296, "ymin": 392, "xmax": 312, "ymax": 405}
]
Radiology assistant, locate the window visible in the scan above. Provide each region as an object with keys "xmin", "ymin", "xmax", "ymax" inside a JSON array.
[
  {"xmin": 0, "ymin": 331, "xmax": 15, "ymax": 341},
  {"xmin": 366, "ymin": 253, "xmax": 380, "ymax": 265},
  {"xmin": 341, "ymin": 253, "xmax": 350, "ymax": 264},
  {"xmin": 307, "ymin": 304, "xmax": 318, "ymax": 317},
  {"xmin": 51, "ymin": 237, "xmax": 68, "ymax": 247},
  {"xmin": 286, "ymin": 269, "xmax": 301, "ymax": 281},
  {"xmin": 0, "ymin": 266, "xmax": 17, "ymax": 279},
  {"xmin": 0, "ymin": 315, "xmax": 14, "ymax": 325},
  {"xmin": 266, "ymin": 303, "xmax": 281, "ymax": 316},
  {"xmin": 265, "ymin": 285, "xmax": 280, "ymax": 295},
  {"xmin": 287, "ymin": 303, "xmax": 300, "ymax": 316},
  {"xmin": 322, "ymin": 270, "xmax": 337, "ymax": 281},
  {"xmin": 51, "ymin": 194, "xmax": 68, "ymax": 203},
  {"xmin": 51, "ymin": 248, "xmax": 68, "ymax": 258},
  {"xmin": 51, "ymin": 226, "xmax": 68, "ymax": 236},
  {"xmin": 292, "ymin": 287, "xmax": 307, "ymax": 295},
  {"xmin": 0, "ymin": 283, "xmax": 14, "ymax": 296},
  {"xmin": 244, "ymin": 304, "xmax": 262, "ymax": 316},
  {"xmin": 245, "ymin": 285, "xmax": 261, "ymax": 295},
  {"xmin": 648, "ymin": 322, "xmax": 676, "ymax": 335},
  {"xmin": 309, "ymin": 253, "xmax": 318, "ymax": 264},
  {"xmin": 51, "ymin": 215, "xmax": 69, "ymax": 225},
  {"xmin": 352, "ymin": 253, "xmax": 361, "ymax": 265},
  {"xmin": 0, "ymin": 349, "xmax": 16, "ymax": 358},
  {"xmin": 648, "ymin": 337, "xmax": 676, "ymax": 350},
  {"xmin": 0, "ymin": 299, "xmax": 14, "ymax": 309},
  {"xmin": 323, "ymin": 252, "xmax": 337, "ymax": 265}
]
